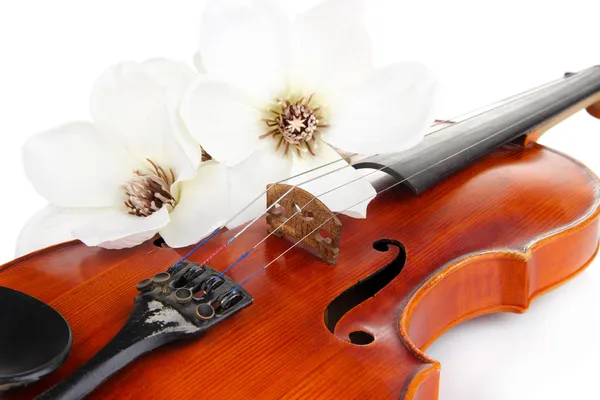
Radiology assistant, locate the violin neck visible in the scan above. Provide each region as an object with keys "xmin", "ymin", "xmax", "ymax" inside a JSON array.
[{"xmin": 355, "ymin": 66, "xmax": 600, "ymax": 194}]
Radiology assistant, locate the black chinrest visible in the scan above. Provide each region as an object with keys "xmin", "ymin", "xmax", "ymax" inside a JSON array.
[{"xmin": 0, "ymin": 286, "xmax": 71, "ymax": 391}]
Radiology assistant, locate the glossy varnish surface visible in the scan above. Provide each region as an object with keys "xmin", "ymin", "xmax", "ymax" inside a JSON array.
[{"xmin": 1, "ymin": 142, "xmax": 599, "ymax": 399}]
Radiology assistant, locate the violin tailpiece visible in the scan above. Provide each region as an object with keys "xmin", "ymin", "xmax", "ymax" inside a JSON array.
[
  {"xmin": 266, "ymin": 183, "xmax": 342, "ymax": 265},
  {"xmin": 37, "ymin": 263, "xmax": 253, "ymax": 400}
]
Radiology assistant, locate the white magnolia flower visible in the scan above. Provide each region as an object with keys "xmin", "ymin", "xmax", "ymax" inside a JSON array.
[
  {"xmin": 181, "ymin": 0, "xmax": 436, "ymax": 224},
  {"xmin": 17, "ymin": 59, "xmax": 231, "ymax": 256}
]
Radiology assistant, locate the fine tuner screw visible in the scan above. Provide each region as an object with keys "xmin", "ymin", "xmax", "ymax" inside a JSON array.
[
  {"xmin": 196, "ymin": 303, "xmax": 215, "ymax": 320},
  {"xmin": 174, "ymin": 288, "xmax": 193, "ymax": 305},
  {"xmin": 136, "ymin": 278, "xmax": 153, "ymax": 292},
  {"xmin": 152, "ymin": 272, "xmax": 171, "ymax": 295}
]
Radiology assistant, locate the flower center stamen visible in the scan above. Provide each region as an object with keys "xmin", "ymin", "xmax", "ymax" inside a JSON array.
[
  {"xmin": 261, "ymin": 94, "xmax": 328, "ymax": 157},
  {"xmin": 124, "ymin": 159, "xmax": 176, "ymax": 217},
  {"xmin": 201, "ymin": 146, "xmax": 212, "ymax": 162}
]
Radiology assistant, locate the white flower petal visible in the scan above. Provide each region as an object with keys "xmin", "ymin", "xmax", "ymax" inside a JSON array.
[
  {"xmin": 193, "ymin": 52, "xmax": 205, "ymax": 73},
  {"xmin": 166, "ymin": 111, "xmax": 204, "ymax": 183},
  {"xmin": 143, "ymin": 60, "xmax": 203, "ymax": 182},
  {"xmin": 98, "ymin": 231, "xmax": 159, "ymax": 250},
  {"xmin": 199, "ymin": 0, "xmax": 289, "ymax": 99},
  {"xmin": 226, "ymin": 146, "xmax": 293, "ymax": 228},
  {"xmin": 90, "ymin": 61, "xmax": 170, "ymax": 162},
  {"xmin": 289, "ymin": 142, "xmax": 376, "ymax": 218},
  {"xmin": 159, "ymin": 161, "xmax": 230, "ymax": 248},
  {"xmin": 72, "ymin": 207, "xmax": 170, "ymax": 248},
  {"xmin": 290, "ymin": 0, "xmax": 373, "ymax": 98},
  {"xmin": 91, "ymin": 60, "xmax": 200, "ymax": 180},
  {"xmin": 181, "ymin": 78, "xmax": 265, "ymax": 166},
  {"xmin": 144, "ymin": 60, "xmax": 202, "ymax": 178},
  {"xmin": 22, "ymin": 122, "xmax": 136, "ymax": 208},
  {"xmin": 16, "ymin": 205, "xmax": 99, "ymax": 257},
  {"xmin": 324, "ymin": 62, "xmax": 437, "ymax": 155},
  {"xmin": 140, "ymin": 58, "xmax": 196, "ymax": 94}
]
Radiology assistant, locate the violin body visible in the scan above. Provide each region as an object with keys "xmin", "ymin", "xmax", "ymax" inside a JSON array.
[{"xmin": 2, "ymin": 140, "xmax": 599, "ymax": 399}]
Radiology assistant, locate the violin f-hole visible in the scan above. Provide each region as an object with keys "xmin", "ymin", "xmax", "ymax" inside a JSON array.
[{"xmin": 324, "ymin": 239, "xmax": 406, "ymax": 336}]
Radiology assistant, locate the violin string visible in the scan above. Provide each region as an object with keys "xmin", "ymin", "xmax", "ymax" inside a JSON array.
[
  {"xmin": 192, "ymin": 119, "xmax": 497, "ymax": 269},
  {"xmin": 170, "ymin": 154, "xmax": 356, "ymax": 270},
  {"xmin": 231, "ymin": 76, "xmax": 586, "ymax": 292},
  {"xmin": 189, "ymin": 119, "xmax": 481, "ymax": 270},
  {"xmin": 215, "ymin": 74, "xmax": 570, "ymax": 279},
  {"xmin": 195, "ymin": 153, "xmax": 371, "ymax": 269},
  {"xmin": 173, "ymin": 73, "xmax": 567, "ymax": 272},
  {"xmin": 431, "ymin": 75, "xmax": 565, "ymax": 126}
]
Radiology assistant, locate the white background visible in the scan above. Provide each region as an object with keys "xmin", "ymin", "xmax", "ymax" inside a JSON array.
[{"xmin": 0, "ymin": 1, "xmax": 599, "ymax": 399}]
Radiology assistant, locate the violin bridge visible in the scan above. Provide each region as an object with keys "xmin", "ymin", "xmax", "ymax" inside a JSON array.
[{"xmin": 266, "ymin": 183, "xmax": 342, "ymax": 265}]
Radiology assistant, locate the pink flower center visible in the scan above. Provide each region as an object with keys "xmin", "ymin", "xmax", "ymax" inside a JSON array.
[
  {"xmin": 261, "ymin": 94, "xmax": 328, "ymax": 157},
  {"xmin": 124, "ymin": 159, "xmax": 176, "ymax": 217}
]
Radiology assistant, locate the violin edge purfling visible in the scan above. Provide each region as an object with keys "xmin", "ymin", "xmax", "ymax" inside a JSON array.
[{"xmin": 401, "ymin": 186, "xmax": 600, "ymax": 398}]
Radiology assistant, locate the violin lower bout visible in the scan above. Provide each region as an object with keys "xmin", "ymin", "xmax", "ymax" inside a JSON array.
[{"xmin": 2, "ymin": 142, "xmax": 600, "ymax": 400}]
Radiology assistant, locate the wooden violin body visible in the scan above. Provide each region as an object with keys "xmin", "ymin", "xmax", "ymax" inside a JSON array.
[{"xmin": 1, "ymin": 139, "xmax": 599, "ymax": 399}]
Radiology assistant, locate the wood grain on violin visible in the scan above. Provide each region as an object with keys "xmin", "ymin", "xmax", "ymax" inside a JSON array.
[{"xmin": 1, "ymin": 140, "xmax": 598, "ymax": 399}]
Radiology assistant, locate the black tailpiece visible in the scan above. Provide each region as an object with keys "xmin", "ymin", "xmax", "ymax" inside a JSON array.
[{"xmin": 37, "ymin": 262, "xmax": 252, "ymax": 400}]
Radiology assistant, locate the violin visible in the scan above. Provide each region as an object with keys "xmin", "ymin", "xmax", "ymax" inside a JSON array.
[{"xmin": 2, "ymin": 66, "xmax": 600, "ymax": 400}]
